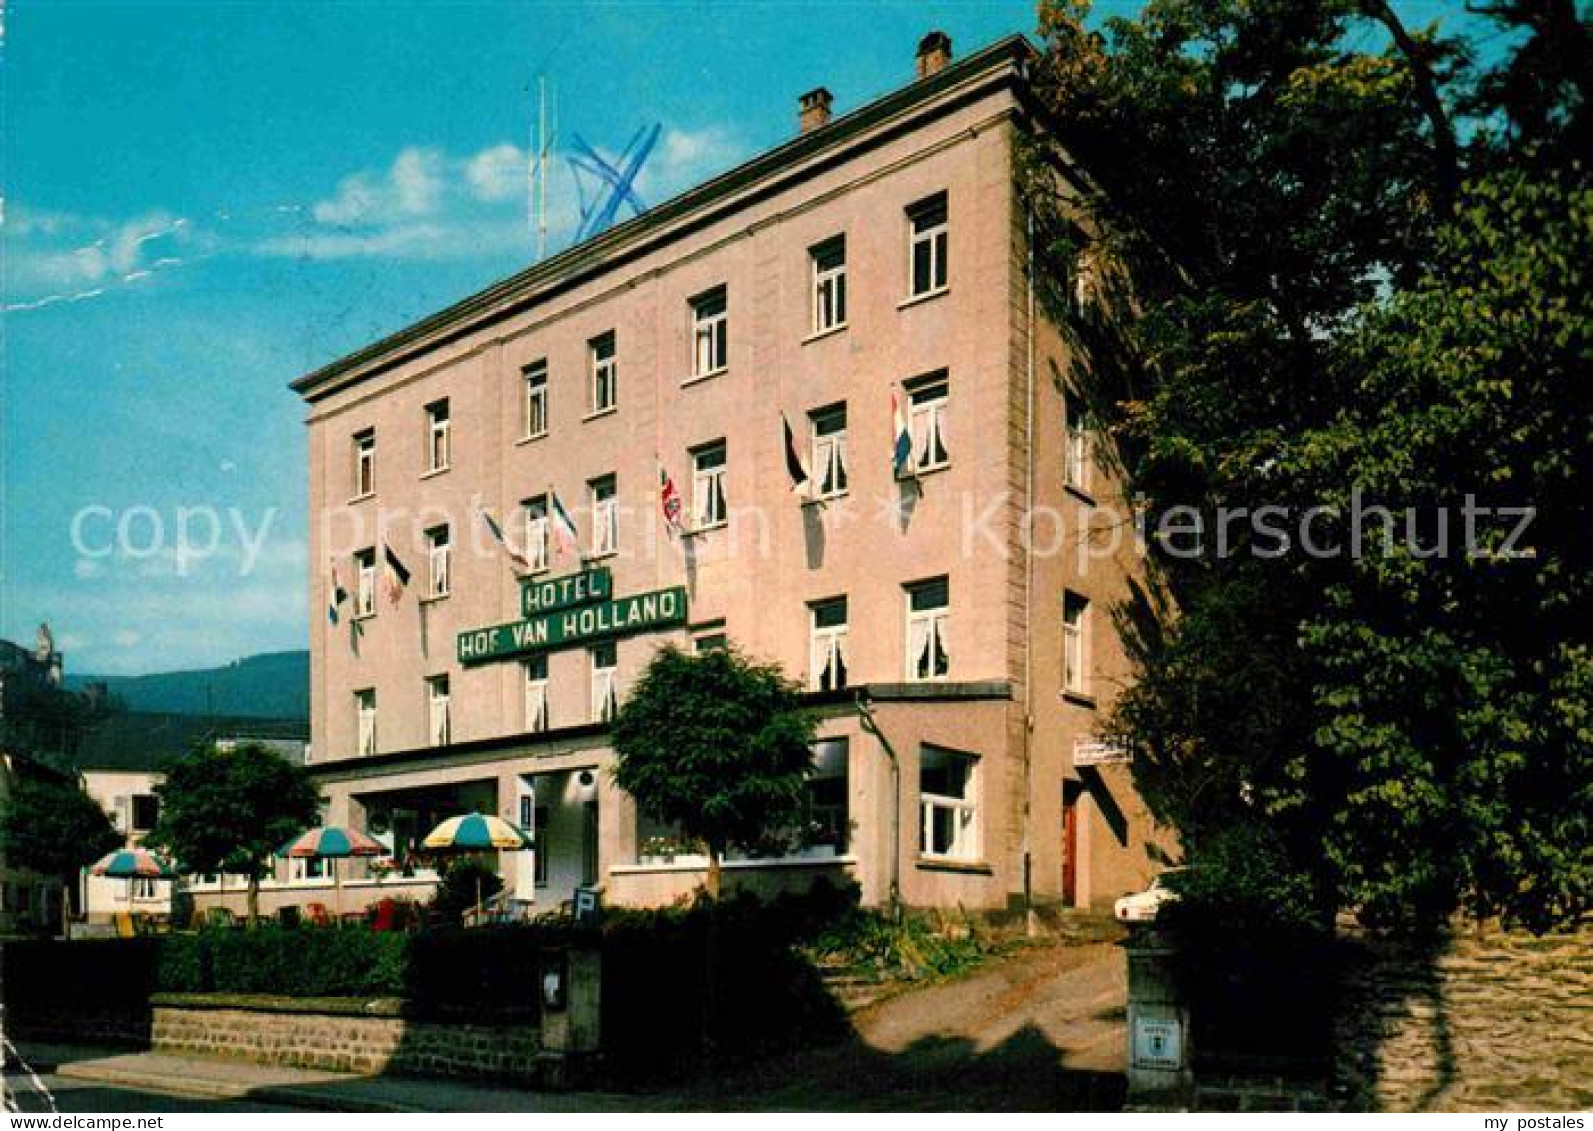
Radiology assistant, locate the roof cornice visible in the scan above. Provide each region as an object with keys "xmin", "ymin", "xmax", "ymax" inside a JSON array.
[{"xmin": 290, "ymin": 33, "xmax": 1035, "ymax": 403}]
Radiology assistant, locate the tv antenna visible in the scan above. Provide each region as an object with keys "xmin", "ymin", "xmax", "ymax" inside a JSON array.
[
  {"xmin": 567, "ymin": 123, "xmax": 661, "ymax": 244},
  {"xmin": 530, "ymin": 76, "xmax": 558, "ymax": 261}
]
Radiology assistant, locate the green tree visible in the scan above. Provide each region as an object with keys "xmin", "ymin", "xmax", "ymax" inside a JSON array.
[
  {"xmin": 1025, "ymin": 0, "xmax": 1590, "ymax": 930},
  {"xmin": 149, "ymin": 742, "xmax": 320, "ymax": 926},
  {"xmin": 612, "ymin": 646, "xmax": 816, "ymax": 899},
  {"xmin": 0, "ymin": 775, "xmax": 122, "ymax": 930}
]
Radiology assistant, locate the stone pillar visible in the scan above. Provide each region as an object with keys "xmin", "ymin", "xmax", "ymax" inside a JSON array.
[
  {"xmin": 536, "ymin": 946, "xmax": 602, "ymax": 1089},
  {"xmin": 1124, "ymin": 930, "xmax": 1193, "ymax": 1108}
]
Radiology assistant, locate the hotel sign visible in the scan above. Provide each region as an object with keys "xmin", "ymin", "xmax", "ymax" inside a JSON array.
[
  {"xmin": 458, "ymin": 584, "xmax": 688, "ymax": 666},
  {"xmin": 522, "ymin": 568, "xmax": 612, "ymax": 617}
]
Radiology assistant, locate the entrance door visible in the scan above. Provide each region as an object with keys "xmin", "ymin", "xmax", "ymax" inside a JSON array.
[{"xmin": 1062, "ymin": 781, "xmax": 1082, "ymax": 905}]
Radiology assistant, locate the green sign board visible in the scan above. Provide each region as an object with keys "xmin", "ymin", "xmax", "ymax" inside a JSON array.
[
  {"xmin": 459, "ymin": 585, "xmax": 688, "ymax": 666},
  {"xmin": 521, "ymin": 567, "xmax": 611, "ymax": 618}
]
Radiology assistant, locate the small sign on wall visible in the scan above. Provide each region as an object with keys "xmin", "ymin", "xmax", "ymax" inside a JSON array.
[{"xmin": 1133, "ymin": 1017, "xmax": 1184, "ymax": 1070}]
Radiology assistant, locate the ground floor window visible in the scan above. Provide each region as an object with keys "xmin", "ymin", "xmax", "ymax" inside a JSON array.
[{"xmin": 919, "ymin": 744, "xmax": 978, "ymax": 861}]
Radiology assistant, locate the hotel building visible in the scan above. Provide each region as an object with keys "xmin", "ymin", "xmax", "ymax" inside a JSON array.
[{"xmin": 287, "ymin": 32, "xmax": 1164, "ymax": 916}]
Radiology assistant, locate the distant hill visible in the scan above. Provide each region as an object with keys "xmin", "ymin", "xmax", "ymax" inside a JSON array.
[{"xmin": 66, "ymin": 650, "xmax": 309, "ymax": 720}]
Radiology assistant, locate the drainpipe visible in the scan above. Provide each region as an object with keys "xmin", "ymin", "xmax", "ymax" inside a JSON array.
[
  {"xmin": 1021, "ymin": 201, "xmax": 1038, "ymax": 928},
  {"xmin": 854, "ymin": 691, "xmax": 902, "ymax": 922}
]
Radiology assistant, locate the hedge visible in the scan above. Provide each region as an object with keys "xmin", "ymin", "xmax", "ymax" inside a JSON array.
[{"xmin": 2, "ymin": 880, "xmax": 863, "ymax": 1075}]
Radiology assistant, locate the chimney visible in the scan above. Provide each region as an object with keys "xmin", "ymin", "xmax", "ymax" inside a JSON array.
[
  {"xmin": 798, "ymin": 87, "xmax": 833, "ymax": 134},
  {"xmin": 915, "ymin": 31, "xmax": 953, "ymax": 78}
]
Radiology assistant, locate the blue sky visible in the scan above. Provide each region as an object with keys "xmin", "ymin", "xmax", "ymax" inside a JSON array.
[
  {"xmin": 2, "ymin": 1, "xmax": 1046, "ymax": 675},
  {"xmin": 0, "ymin": 1, "xmax": 1498, "ymax": 677}
]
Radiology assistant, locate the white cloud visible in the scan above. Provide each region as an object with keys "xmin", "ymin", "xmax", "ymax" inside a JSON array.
[
  {"xmin": 466, "ymin": 144, "xmax": 529, "ymax": 203},
  {"xmin": 392, "ymin": 147, "xmax": 444, "ymax": 215},
  {"xmin": 311, "ymin": 146, "xmax": 445, "ymax": 226}
]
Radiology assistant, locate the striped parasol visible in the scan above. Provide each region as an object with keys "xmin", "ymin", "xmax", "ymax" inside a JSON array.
[
  {"xmin": 276, "ymin": 825, "xmax": 384, "ymax": 860},
  {"xmin": 422, "ymin": 813, "xmax": 533, "ymax": 852},
  {"xmin": 90, "ymin": 847, "xmax": 177, "ymax": 878}
]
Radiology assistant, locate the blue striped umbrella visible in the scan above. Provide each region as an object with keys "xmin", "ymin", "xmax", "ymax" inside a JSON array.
[
  {"xmin": 422, "ymin": 812, "xmax": 533, "ymax": 851},
  {"xmin": 276, "ymin": 825, "xmax": 384, "ymax": 859},
  {"xmin": 276, "ymin": 826, "xmax": 385, "ymax": 919},
  {"xmin": 90, "ymin": 847, "xmax": 176, "ymax": 914},
  {"xmin": 90, "ymin": 847, "xmax": 177, "ymax": 878}
]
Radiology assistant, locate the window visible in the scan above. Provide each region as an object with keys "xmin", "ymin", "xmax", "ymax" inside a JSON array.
[
  {"xmin": 590, "ymin": 642, "xmax": 618, "ymax": 723},
  {"xmin": 131, "ymin": 794, "xmax": 159, "ymax": 832},
  {"xmin": 354, "ymin": 549, "xmax": 377, "ymax": 618},
  {"xmin": 355, "ymin": 689, "xmax": 377, "ymax": 757},
  {"xmin": 920, "ymin": 745, "xmax": 977, "ymax": 861},
  {"xmin": 426, "ymin": 525, "xmax": 451, "ymax": 599},
  {"xmin": 131, "ymin": 877, "xmax": 159, "ymax": 900},
  {"xmin": 806, "ymin": 738, "xmax": 849, "ymax": 852},
  {"xmin": 811, "ymin": 236, "xmax": 847, "ymax": 333},
  {"xmin": 905, "ymin": 577, "xmax": 950, "ymax": 681},
  {"xmin": 589, "ymin": 331, "xmax": 617, "ymax": 414},
  {"xmin": 692, "ymin": 442, "xmax": 727, "ymax": 529},
  {"xmin": 428, "ymin": 675, "xmax": 450, "ymax": 746},
  {"xmin": 907, "ymin": 376, "xmax": 950, "ymax": 473},
  {"xmin": 426, "ymin": 399, "xmax": 450, "ymax": 473},
  {"xmin": 907, "ymin": 192, "xmax": 948, "ymax": 297},
  {"xmin": 523, "ymin": 360, "xmax": 548, "ymax": 439},
  {"xmin": 690, "ymin": 286, "xmax": 728, "ymax": 377},
  {"xmin": 694, "ymin": 632, "xmax": 728, "ymax": 653},
  {"xmin": 352, "ymin": 429, "xmax": 376, "ymax": 497},
  {"xmin": 810, "ymin": 404, "xmax": 848, "ymax": 498},
  {"xmin": 524, "ymin": 655, "xmax": 549, "ymax": 733},
  {"xmin": 1063, "ymin": 592, "xmax": 1090, "ymax": 696},
  {"xmin": 809, "ymin": 597, "xmax": 849, "ymax": 692},
  {"xmin": 522, "ymin": 494, "xmax": 551, "ymax": 573},
  {"xmin": 1065, "ymin": 395, "xmax": 1090, "ymax": 493},
  {"xmin": 590, "ymin": 475, "xmax": 618, "ymax": 556}
]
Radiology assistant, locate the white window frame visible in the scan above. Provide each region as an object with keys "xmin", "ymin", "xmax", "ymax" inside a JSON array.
[
  {"xmin": 908, "ymin": 378, "xmax": 950, "ymax": 474},
  {"xmin": 352, "ymin": 430, "xmax": 376, "ymax": 498},
  {"xmin": 523, "ymin": 360, "xmax": 548, "ymax": 439},
  {"xmin": 692, "ymin": 442, "xmax": 728, "ymax": 530},
  {"xmin": 589, "ymin": 332, "xmax": 617, "ymax": 414},
  {"xmin": 1065, "ymin": 396, "xmax": 1090, "ymax": 494},
  {"xmin": 355, "ymin": 689, "xmax": 377, "ymax": 757},
  {"xmin": 130, "ymin": 876, "xmax": 160, "ymax": 900},
  {"xmin": 810, "ymin": 405, "xmax": 848, "ymax": 499},
  {"xmin": 590, "ymin": 643, "xmax": 618, "ymax": 723},
  {"xmin": 589, "ymin": 476, "xmax": 618, "ymax": 556},
  {"xmin": 905, "ymin": 578, "xmax": 950, "ymax": 682},
  {"xmin": 690, "ymin": 286, "xmax": 728, "ymax": 378},
  {"xmin": 354, "ymin": 549, "xmax": 377, "ymax": 618},
  {"xmin": 907, "ymin": 193, "xmax": 949, "ymax": 298},
  {"xmin": 427, "ymin": 675, "xmax": 450, "ymax": 747},
  {"xmin": 524, "ymin": 656, "xmax": 549, "ymax": 732},
  {"xmin": 811, "ymin": 237, "xmax": 847, "ymax": 334},
  {"xmin": 1064, "ymin": 592, "xmax": 1090, "ymax": 696},
  {"xmin": 919, "ymin": 746, "xmax": 978, "ymax": 862},
  {"xmin": 426, "ymin": 525, "xmax": 451, "ymax": 599},
  {"xmin": 809, "ymin": 597, "xmax": 849, "ymax": 692},
  {"xmin": 523, "ymin": 495, "xmax": 551, "ymax": 574},
  {"xmin": 426, "ymin": 399, "xmax": 450, "ymax": 473}
]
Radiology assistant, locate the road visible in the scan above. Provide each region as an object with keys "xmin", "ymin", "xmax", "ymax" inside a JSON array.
[{"xmin": 6, "ymin": 1073, "xmax": 299, "ymax": 1112}]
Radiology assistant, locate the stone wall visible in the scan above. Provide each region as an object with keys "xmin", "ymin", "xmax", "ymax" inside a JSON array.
[
  {"xmin": 1333, "ymin": 924, "xmax": 1593, "ymax": 1112},
  {"xmin": 148, "ymin": 999, "xmax": 540, "ymax": 1083}
]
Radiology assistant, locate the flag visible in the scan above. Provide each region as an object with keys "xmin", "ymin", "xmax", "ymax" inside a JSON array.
[
  {"xmin": 892, "ymin": 388, "xmax": 913, "ymax": 478},
  {"xmin": 327, "ymin": 559, "xmax": 349, "ymax": 624},
  {"xmin": 658, "ymin": 464, "xmax": 683, "ymax": 534},
  {"xmin": 550, "ymin": 491, "xmax": 579, "ymax": 556},
  {"xmin": 479, "ymin": 509, "xmax": 531, "ymax": 571},
  {"xmin": 382, "ymin": 543, "xmax": 412, "ymax": 604},
  {"xmin": 782, "ymin": 414, "xmax": 811, "ymax": 495}
]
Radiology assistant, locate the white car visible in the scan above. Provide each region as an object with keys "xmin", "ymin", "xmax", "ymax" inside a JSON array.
[{"xmin": 1114, "ymin": 868, "xmax": 1190, "ymax": 923}]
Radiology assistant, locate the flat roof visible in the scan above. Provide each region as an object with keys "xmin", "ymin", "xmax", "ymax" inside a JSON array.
[{"xmin": 290, "ymin": 33, "xmax": 1034, "ymax": 404}]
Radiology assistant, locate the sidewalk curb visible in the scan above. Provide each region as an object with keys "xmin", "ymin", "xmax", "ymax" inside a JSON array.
[{"xmin": 55, "ymin": 1061, "xmax": 421, "ymax": 1113}]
